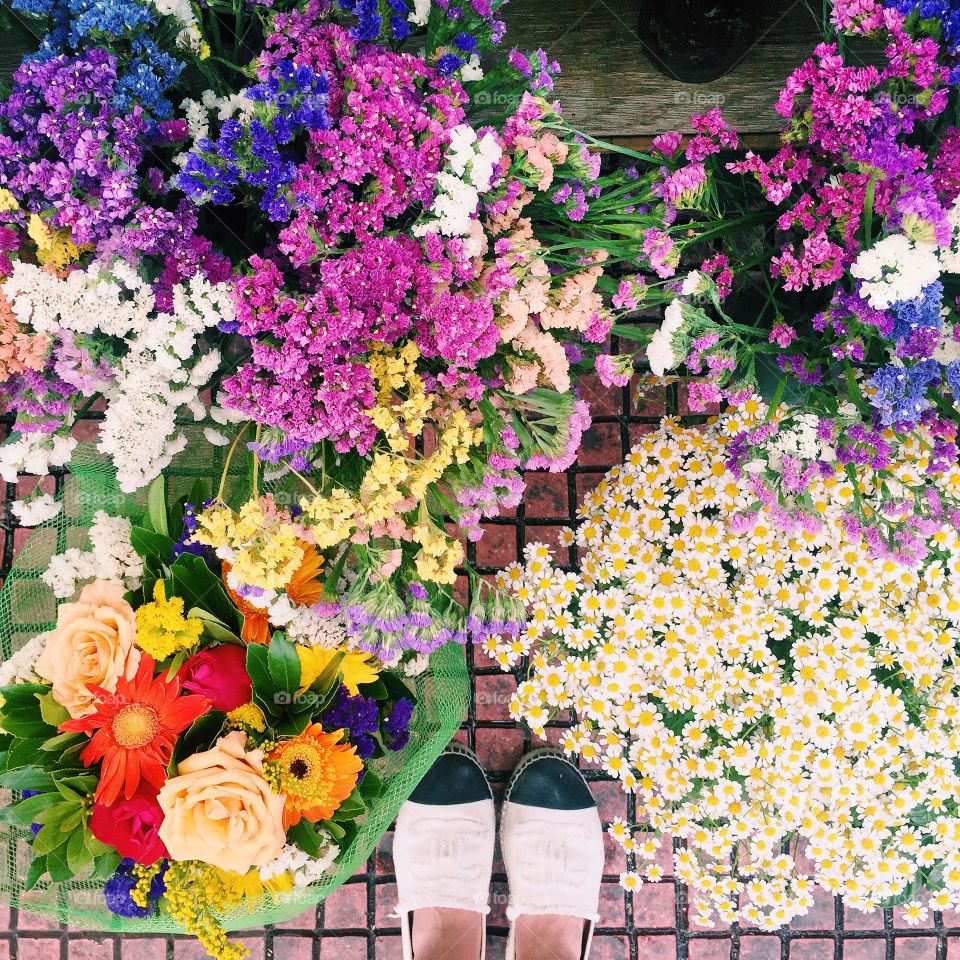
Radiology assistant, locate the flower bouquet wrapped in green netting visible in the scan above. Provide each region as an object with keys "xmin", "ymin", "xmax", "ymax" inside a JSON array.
[{"xmin": 0, "ymin": 431, "xmax": 470, "ymax": 956}]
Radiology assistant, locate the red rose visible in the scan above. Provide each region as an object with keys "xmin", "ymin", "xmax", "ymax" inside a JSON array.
[
  {"xmin": 90, "ymin": 786, "xmax": 167, "ymax": 864},
  {"xmin": 180, "ymin": 644, "xmax": 251, "ymax": 712}
]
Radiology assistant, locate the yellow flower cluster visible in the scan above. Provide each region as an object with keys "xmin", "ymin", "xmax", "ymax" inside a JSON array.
[
  {"xmin": 365, "ymin": 342, "xmax": 433, "ymax": 452},
  {"xmin": 225, "ymin": 702, "xmax": 267, "ymax": 733},
  {"xmin": 163, "ymin": 862, "xmax": 254, "ymax": 960},
  {"xmin": 0, "ymin": 191, "xmax": 85, "ymax": 269},
  {"xmin": 494, "ymin": 401, "xmax": 960, "ymax": 929},
  {"xmin": 193, "ymin": 497, "xmax": 304, "ymax": 590},
  {"xmin": 130, "ymin": 862, "xmax": 164, "ymax": 909},
  {"xmin": 297, "ymin": 345, "xmax": 481, "ymax": 582},
  {"xmin": 134, "ymin": 581, "xmax": 203, "ymax": 659},
  {"xmin": 297, "ymin": 646, "xmax": 379, "ymax": 695}
]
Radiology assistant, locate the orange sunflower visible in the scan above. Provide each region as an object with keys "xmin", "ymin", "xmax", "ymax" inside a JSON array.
[
  {"xmin": 267, "ymin": 724, "xmax": 363, "ymax": 828},
  {"xmin": 59, "ymin": 654, "xmax": 210, "ymax": 806},
  {"xmin": 224, "ymin": 541, "xmax": 325, "ymax": 645}
]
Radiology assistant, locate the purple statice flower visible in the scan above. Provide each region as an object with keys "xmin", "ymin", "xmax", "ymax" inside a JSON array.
[
  {"xmin": 383, "ymin": 698, "xmax": 414, "ymax": 751},
  {"xmin": 321, "ymin": 686, "xmax": 380, "ymax": 760},
  {"xmin": 104, "ymin": 860, "xmax": 166, "ymax": 919}
]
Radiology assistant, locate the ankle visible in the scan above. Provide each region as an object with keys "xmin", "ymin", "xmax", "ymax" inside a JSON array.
[
  {"xmin": 410, "ymin": 907, "xmax": 484, "ymax": 960},
  {"xmin": 514, "ymin": 915, "xmax": 589, "ymax": 960}
]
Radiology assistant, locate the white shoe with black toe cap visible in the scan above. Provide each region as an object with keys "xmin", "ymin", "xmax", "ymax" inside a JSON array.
[{"xmin": 501, "ymin": 751, "xmax": 604, "ymax": 960}]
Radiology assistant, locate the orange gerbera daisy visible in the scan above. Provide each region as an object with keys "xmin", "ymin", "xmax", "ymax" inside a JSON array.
[
  {"xmin": 224, "ymin": 542, "xmax": 325, "ymax": 645},
  {"xmin": 267, "ymin": 723, "xmax": 363, "ymax": 828},
  {"xmin": 59, "ymin": 654, "xmax": 210, "ymax": 806}
]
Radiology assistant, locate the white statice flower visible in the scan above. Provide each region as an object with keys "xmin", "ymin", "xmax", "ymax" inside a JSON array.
[
  {"xmin": 280, "ymin": 604, "xmax": 350, "ymax": 649},
  {"xmin": 850, "ymin": 234, "xmax": 941, "ymax": 309},
  {"xmin": 11, "ymin": 493, "xmax": 62, "ymax": 527},
  {"xmin": 402, "ymin": 653, "xmax": 431, "ymax": 677},
  {"xmin": 645, "ymin": 299, "xmax": 685, "ymax": 376},
  {"xmin": 765, "ymin": 413, "xmax": 835, "ymax": 469},
  {"xmin": 0, "ymin": 431, "xmax": 77, "ymax": 484},
  {"xmin": 414, "ymin": 125, "xmax": 502, "ymax": 238},
  {"xmin": 938, "ymin": 197, "xmax": 960, "ymax": 273},
  {"xmin": 409, "ymin": 0, "xmax": 431, "ymax": 26},
  {"xmin": 459, "ymin": 54, "xmax": 484, "ymax": 82},
  {"xmin": 7, "ymin": 263, "xmax": 235, "ymax": 492},
  {"xmin": 42, "ymin": 511, "xmax": 143, "ymax": 598},
  {"xmin": 259, "ymin": 840, "xmax": 340, "ymax": 886},
  {"xmin": 680, "ymin": 271, "xmax": 704, "ymax": 296},
  {"xmin": 0, "ymin": 631, "xmax": 49, "ymax": 687}
]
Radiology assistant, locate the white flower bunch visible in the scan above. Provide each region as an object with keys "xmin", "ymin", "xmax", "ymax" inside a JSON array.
[
  {"xmin": 415, "ymin": 124, "xmax": 502, "ymax": 238},
  {"xmin": 0, "ymin": 432, "xmax": 77, "ymax": 485},
  {"xmin": 645, "ymin": 299, "xmax": 685, "ymax": 376},
  {"xmin": 492, "ymin": 403, "xmax": 960, "ymax": 929},
  {"xmin": 259, "ymin": 838, "xmax": 340, "ymax": 886},
  {"xmin": 0, "ymin": 631, "xmax": 49, "ymax": 687},
  {"xmin": 850, "ymin": 234, "xmax": 941, "ymax": 309},
  {"xmin": 6, "ymin": 262, "xmax": 233, "ymax": 492},
  {"xmin": 11, "ymin": 493, "xmax": 62, "ymax": 527},
  {"xmin": 42, "ymin": 511, "xmax": 143, "ymax": 599}
]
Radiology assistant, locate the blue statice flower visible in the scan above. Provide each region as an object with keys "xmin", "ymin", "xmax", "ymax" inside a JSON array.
[
  {"xmin": 339, "ymin": 0, "xmax": 382, "ymax": 41},
  {"xmin": 383, "ymin": 698, "xmax": 414, "ymax": 752},
  {"xmin": 884, "ymin": 0, "xmax": 960, "ymax": 51},
  {"xmin": 320, "ymin": 686, "xmax": 380, "ymax": 760},
  {"xmin": 179, "ymin": 60, "xmax": 330, "ymax": 220},
  {"xmin": 104, "ymin": 859, "xmax": 167, "ymax": 919},
  {"xmin": 11, "ymin": 0, "xmax": 182, "ymax": 118},
  {"xmin": 171, "ymin": 501, "xmax": 215, "ymax": 562},
  {"xmin": 891, "ymin": 281, "xmax": 944, "ymax": 340},
  {"xmin": 437, "ymin": 53, "xmax": 465, "ymax": 75},
  {"xmin": 946, "ymin": 359, "xmax": 960, "ymax": 399},
  {"xmin": 867, "ymin": 360, "xmax": 941, "ymax": 427}
]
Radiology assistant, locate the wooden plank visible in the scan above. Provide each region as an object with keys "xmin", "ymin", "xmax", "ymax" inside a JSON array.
[{"xmin": 502, "ymin": 0, "xmax": 825, "ymax": 137}]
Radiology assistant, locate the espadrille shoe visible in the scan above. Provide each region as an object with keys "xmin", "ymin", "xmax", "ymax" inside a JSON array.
[
  {"xmin": 394, "ymin": 745, "xmax": 495, "ymax": 960},
  {"xmin": 500, "ymin": 751, "xmax": 604, "ymax": 960}
]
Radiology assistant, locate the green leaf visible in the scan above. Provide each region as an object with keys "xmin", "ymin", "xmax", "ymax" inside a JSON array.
[
  {"xmin": 173, "ymin": 711, "xmax": 227, "ymax": 764},
  {"xmin": 379, "ymin": 672, "xmax": 414, "ymax": 703},
  {"xmin": 53, "ymin": 780, "xmax": 82, "ymax": 803},
  {"xmin": 84, "ymin": 832, "xmax": 113, "ymax": 859},
  {"xmin": 0, "ymin": 767, "xmax": 53, "ymax": 792},
  {"xmin": 0, "ymin": 683, "xmax": 49, "ymax": 704},
  {"xmin": 58, "ymin": 810, "xmax": 82, "ymax": 834},
  {"xmin": 36, "ymin": 692, "xmax": 70, "ymax": 729},
  {"xmin": 188, "ymin": 609, "xmax": 241, "ymax": 644},
  {"xmin": 318, "ymin": 819, "xmax": 346, "ymax": 842},
  {"xmin": 358, "ymin": 770, "xmax": 383, "ymax": 804},
  {"xmin": 357, "ymin": 680, "xmax": 387, "ymax": 701},
  {"xmin": 7, "ymin": 792, "xmax": 59, "ymax": 826},
  {"xmin": 246, "ymin": 643, "xmax": 277, "ymax": 698},
  {"xmin": 40, "ymin": 732, "xmax": 84, "ymax": 753},
  {"xmin": 93, "ymin": 851, "xmax": 121, "ymax": 880},
  {"xmin": 333, "ymin": 789, "xmax": 366, "ymax": 821},
  {"xmin": 55, "ymin": 775, "xmax": 98, "ymax": 794},
  {"xmin": 287, "ymin": 820, "xmax": 325, "ymax": 857},
  {"xmin": 46, "ymin": 842, "xmax": 73, "ymax": 882},
  {"xmin": 34, "ymin": 801, "xmax": 78, "ymax": 827},
  {"xmin": 5, "ymin": 737, "xmax": 51, "ymax": 771},
  {"xmin": 1, "ymin": 716, "xmax": 53, "ymax": 739},
  {"xmin": 25, "ymin": 856, "xmax": 47, "ymax": 891},
  {"xmin": 32, "ymin": 821, "xmax": 70, "ymax": 854},
  {"xmin": 268, "ymin": 632, "xmax": 301, "ymax": 695},
  {"xmin": 171, "ymin": 554, "xmax": 242, "ymax": 633},
  {"xmin": 147, "ymin": 476, "xmax": 169, "ymax": 537},
  {"xmin": 130, "ymin": 527, "xmax": 176, "ymax": 568},
  {"xmin": 66, "ymin": 828, "xmax": 93, "ymax": 876}
]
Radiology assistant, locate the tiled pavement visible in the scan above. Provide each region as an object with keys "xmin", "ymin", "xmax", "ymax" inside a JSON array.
[{"xmin": 4, "ymin": 374, "xmax": 960, "ymax": 958}]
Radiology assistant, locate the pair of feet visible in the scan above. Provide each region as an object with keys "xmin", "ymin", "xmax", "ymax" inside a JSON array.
[{"xmin": 393, "ymin": 747, "xmax": 605, "ymax": 960}]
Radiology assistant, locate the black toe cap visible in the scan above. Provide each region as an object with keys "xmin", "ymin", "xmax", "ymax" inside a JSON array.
[
  {"xmin": 508, "ymin": 757, "xmax": 596, "ymax": 810},
  {"xmin": 409, "ymin": 752, "xmax": 492, "ymax": 805}
]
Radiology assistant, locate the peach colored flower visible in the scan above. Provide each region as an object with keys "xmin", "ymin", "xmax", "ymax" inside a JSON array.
[
  {"xmin": 34, "ymin": 580, "xmax": 141, "ymax": 719},
  {"xmin": 157, "ymin": 731, "xmax": 286, "ymax": 874}
]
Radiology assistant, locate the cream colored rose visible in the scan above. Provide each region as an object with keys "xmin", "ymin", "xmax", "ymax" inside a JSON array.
[
  {"xmin": 34, "ymin": 580, "xmax": 141, "ymax": 719},
  {"xmin": 157, "ymin": 730, "xmax": 286, "ymax": 874}
]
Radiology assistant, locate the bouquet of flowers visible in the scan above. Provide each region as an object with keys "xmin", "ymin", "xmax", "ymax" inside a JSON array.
[
  {"xmin": 610, "ymin": 0, "xmax": 960, "ymax": 563},
  {"xmin": 494, "ymin": 402, "xmax": 960, "ymax": 929},
  {"xmin": 0, "ymin": 446, "xmax": 468, "ymax": 957}
]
